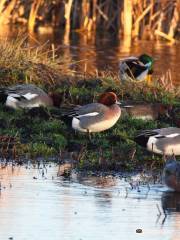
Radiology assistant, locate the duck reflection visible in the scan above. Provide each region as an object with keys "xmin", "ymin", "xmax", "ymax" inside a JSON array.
[
  {"xmin": 94, "ymin": 191, "xmax": 112, "ymax": 208},
  {"xmin": 74, "ymin": 174, "xmax": 116, "ymax": 207},
  {"xmin": 75, "ymin": 175, "xmax": 117, "ymax": 188},
  {"xmin": 161, "ymin": 191, "xmax": 180, "ymax": 213}
]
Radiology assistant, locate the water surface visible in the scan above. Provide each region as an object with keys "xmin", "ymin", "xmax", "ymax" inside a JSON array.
[
  {"xmin": 0, "ymin": 165, "xmax": 180, "ymax": 240},
  {"xmin": 36, "ymin": 31, "xmax": 180, "ymax": 85},
  {"xmin": 1, "ymin": 27, "xmax": 180, "ymax": 85}
]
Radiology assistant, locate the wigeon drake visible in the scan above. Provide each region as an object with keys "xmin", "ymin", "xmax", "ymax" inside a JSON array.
[
  {"xmin": 0, "ymin": 84, "xmax": 62, "ymax": 109},
  {"xmin": 61, "ymin": 92, "xmax": 121, "ymax": 134},
  {"xmin": 134, "ymin": 127, "xmax": 180, "ymax": 156},
  {"xmin": 121, "ymin": 102, "xmax": 170, "ymax": 120}
]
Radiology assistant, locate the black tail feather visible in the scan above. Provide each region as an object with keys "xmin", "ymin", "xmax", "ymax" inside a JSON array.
[
  {"xmin": 0, "ymin": 92, "xmax": 7, "ymax": 104},
  {"xmin": 134, "ymin": 134, "xmax": 149, "ymax": 148},
  {"xmin": 48, "ymin": 107, "xmax": 73, "ymax": 127}
]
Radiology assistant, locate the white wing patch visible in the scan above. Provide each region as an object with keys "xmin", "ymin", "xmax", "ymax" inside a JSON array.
[
  {"xmin": 6, "ymin": 96, "xmax": 18, "ymax": 109},
  {"xmin": 166, "ymin": 133, "xmax": 180, "ymax": 138},
  {"xmin": 23, "ymin": 93, "xmax": 38, "ymax": 100},
  {"xmin": 9, "ymin": 93, "xmax": 21, "ymax": 98},
  {"xmin": 77, "ymin": 112, "xmax": 99, "ymax": 118},
  {"xmin": 135, "ymin": 115, "xmax": 154, "ymax": 120},
  {"xmin": 123, "ymin": 105, "xmax": 134, "ymax": 108},
  {"xmin": 6, "ymin": 96, "xmax": 18, "ymax": 103}
]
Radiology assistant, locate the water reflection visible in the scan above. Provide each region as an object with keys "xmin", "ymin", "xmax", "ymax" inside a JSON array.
[
  {"xmin": 1, "ymin": 26, "xmax": 180, "ymax": 85},
  {"xmin": 161, "ymin": 192, "xmax": 180, "ymax": 240},
  {"xmin": 162, "ymin": 192, "xmax": 180, "ymax": 213},
  {"xmin": 0, "ymin": 165, "xmax": 180, "ymax": 240}
]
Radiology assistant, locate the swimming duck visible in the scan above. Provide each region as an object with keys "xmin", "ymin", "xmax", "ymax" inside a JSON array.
[
  {"xmin": 60, "ymin": 92, "xmax": 121, "ymax": 134},
  {"xmin": 134, "ymin": 127, "xmax": 180, "ymax": 156},
  {"xmin": 121, "ymin": 102, "xmax": 170, "ymax": 120},
  {"xmin": 0, "ymin": 84, "xmax": 62, "ymax": 109},
  {"xmin": 163, "ymin": 160, "xmax": 180, "ymax": 192},
  {"xmin": 119, "ymin": 54, "xmax": 153, "ymax": 84}
]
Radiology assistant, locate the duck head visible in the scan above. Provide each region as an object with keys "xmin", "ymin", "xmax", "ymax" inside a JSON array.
[
  {"xmin": 139, "ymin": 54, "xmax": 154, "ymax": 73},
  {"xmin": 48, "ymin": 92, "xmax": 64, "ymax": 107},
  {"xmin": 98, "ymin": 92, "xmax": 120, "ymax": 106},
  {"xmin": 169, "ymin": 107, "xmax": 180, "ymax": 127},
  {"xmin": 156, "ymin": 103, "xmax": 172, "ymax": 118}
]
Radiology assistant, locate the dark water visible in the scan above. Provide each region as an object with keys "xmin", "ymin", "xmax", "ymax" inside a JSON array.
[
  {"xmin": 0, "ymin": 165, "xmax": 180, "ymax": 240},
  {"xmin": 1, "ymin": 27, "xmax": 180, "ymax": 85}
]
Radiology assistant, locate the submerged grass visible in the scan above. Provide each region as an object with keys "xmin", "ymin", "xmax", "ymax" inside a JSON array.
[{"xmin": 0, "ymin": 37, "xmax": 180, "ymax": 171}]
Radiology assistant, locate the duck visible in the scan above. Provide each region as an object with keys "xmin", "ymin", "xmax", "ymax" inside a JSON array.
[
  {"xmin": 119, "ymin": 54, "xmax": 153, "ymax": 84},
  {"xmin": 163, "ymin": 160, "xmax": 180, "ymax": 192},
  {"xmin": 0, "ymin": 84, "xmax": 62, "ymax": 109},
  {"xmin": 60, "ymin": 92, "xmax": 121, "ymax": 134},
  {"xmin": 168, "ymin": 107, "xmax": 180, "ymax": 127},
  {"xmin": 134, "ymin": 127, "xmax": 180, "ymax": 156},
  {"xmin": 121, "ymin": 102, "xmax": 170, "ymax": 120},
  {"xmin": 161, "ymin": 191, "xmax": 180, "ymax": 211}
]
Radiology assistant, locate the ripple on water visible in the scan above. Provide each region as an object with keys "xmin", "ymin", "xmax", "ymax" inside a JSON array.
[{"xmin": 0, "ymin": 165, "xmax": 180, "ymax": 240}]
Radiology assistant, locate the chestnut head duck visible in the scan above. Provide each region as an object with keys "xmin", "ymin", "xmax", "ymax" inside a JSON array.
[{"xmin": 60, "ymin": 92, "xmax": 121, "ymax": 133}]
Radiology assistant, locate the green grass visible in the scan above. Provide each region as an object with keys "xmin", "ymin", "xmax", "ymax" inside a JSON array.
[
  {"xmin": 0, "ymin": 103, "xmax": 178, "ymax": 171},
  {"xmin": 0, "ymin": 37, "xmax": 180, "ymax": 171}
]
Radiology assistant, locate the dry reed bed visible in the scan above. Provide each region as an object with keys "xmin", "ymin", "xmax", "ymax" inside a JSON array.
[
  {"xmin": 0, "ymin": 37, "xmax": 179, "ymax": 106},
  {"xmin": 0, "ymin": 0, "xmax": 179, "ymax": 42},
  {"xmin": 0, "ymin": 37, "xmax": 76, "ymax": 87}
]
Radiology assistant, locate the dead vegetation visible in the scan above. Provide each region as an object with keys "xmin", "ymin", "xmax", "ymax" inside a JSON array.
[
  {"xmin": 0, "ymin": 0, "xmax": 179, "ymax": 42},
  {"xmin": 0, "ymin": 37, "xmax": 75, "ymax": 87},
  {"xmin": 0, "ymin": 37, "xmax": 179, "ymax": 170}
]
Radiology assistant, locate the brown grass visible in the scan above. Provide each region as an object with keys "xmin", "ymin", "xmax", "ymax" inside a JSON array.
[{"xmin": 0, "ymin": 36, "xmax": 75, "ymax": 87}]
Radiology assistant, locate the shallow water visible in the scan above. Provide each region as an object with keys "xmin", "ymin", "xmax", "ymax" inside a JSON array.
[
  {"xmin": 34, "ymin": 31, "xmax": 180, "ymax": 85},
  {"xmin": 0, "ymin": 165, "xmax": 180, "ymax": 240},
  {"xmin": 1, "ymin": 27, "xmax": 180, "ymax": 85}
]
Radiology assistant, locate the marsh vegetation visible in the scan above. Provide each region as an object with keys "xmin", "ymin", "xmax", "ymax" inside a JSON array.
[
  {"xmin": 0, "ymin": 38, "xmax": 179, "ymax": 171},
  {"xmin": 0, "ymin": 0, "xmax": 179, "ymax": 43}
]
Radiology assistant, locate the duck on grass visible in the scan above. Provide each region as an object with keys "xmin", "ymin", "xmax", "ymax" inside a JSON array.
[
  {"xmin": 0, "ymin": 77, "xmax": 179, "ymax": 175},
  {"xmin": 0, "ymin": 38, "xmax": 180, "ymax": 187}
]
